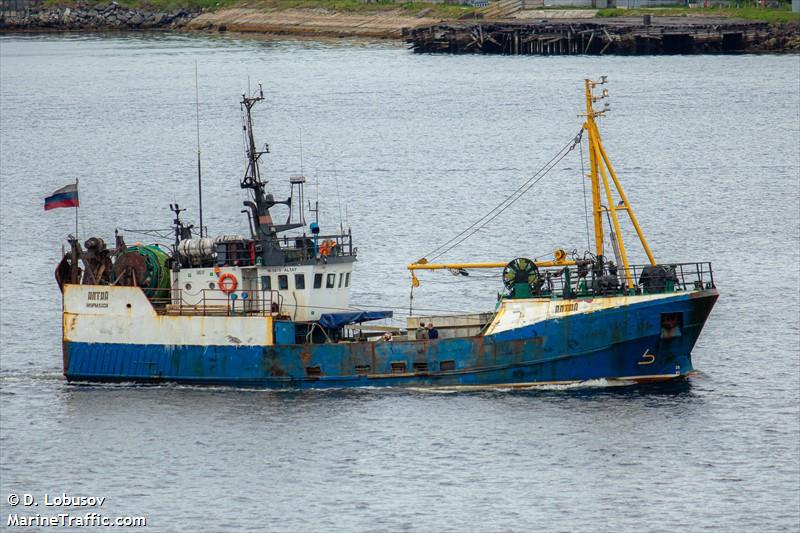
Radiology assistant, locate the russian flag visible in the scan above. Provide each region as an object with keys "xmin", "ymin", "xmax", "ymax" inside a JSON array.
[{"xmin": 45, "ymin": 183, "xmax": 79, "ymax": 211}]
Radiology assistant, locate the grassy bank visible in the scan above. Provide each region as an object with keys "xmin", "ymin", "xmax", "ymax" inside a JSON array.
[
  {"xmin": 253, "ymin": 0, "xmax": 473, "ymax": 18},
  {"xmin": 596, "ymin": 5, "xmax": 800, "ymax": 23},
  {"xmin": 43, "ymin": 0, "xmax": 474, "ymax": 18},
  {"xmin": 39, "ymin": 0, "xmax": 800, "ymax": 23}
]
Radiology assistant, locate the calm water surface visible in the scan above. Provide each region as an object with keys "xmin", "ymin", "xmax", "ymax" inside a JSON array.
[{"xmin": 1, "ymin": 33, "xmax": 799, "ymax": 532}]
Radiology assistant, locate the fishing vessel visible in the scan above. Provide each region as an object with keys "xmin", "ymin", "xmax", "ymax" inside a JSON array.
[{"xmin": 55, "ymin": 78, "xmax": 718, "ymax": 389}]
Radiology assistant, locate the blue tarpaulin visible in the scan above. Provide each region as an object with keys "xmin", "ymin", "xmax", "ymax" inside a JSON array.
[{"xmin": 318, "ymin": 310, "xmax": 393, "ymax": 328}]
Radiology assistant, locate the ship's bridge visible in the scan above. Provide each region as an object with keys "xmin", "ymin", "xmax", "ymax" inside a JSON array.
[{"xmin": 171, "ymin": 230, "xmax": 356, "ymax": 322}]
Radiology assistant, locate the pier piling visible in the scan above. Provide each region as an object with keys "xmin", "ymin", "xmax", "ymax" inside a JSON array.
[{"xmin": 406, "ymin": 18, "xmax": 773, "ymax": 55}]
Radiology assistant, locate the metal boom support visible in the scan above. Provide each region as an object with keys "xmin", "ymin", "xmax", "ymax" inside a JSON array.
[{"xmin": 581, "ymin": 77, "xmax": 656, "ymax": 289}]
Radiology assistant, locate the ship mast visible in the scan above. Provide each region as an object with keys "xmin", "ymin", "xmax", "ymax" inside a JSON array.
[
  {"xmin": 582, "ymin": 76, "xmax": 657, "ymax": 290},
  {"xmin": 239, "ymin": 85, "xmax": 298, "ymax": 265}
]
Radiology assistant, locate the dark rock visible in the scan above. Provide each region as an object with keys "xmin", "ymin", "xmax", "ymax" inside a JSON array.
[{"xmin": 0, "ymin": 4, "xmax": 199, "ymax": 31}]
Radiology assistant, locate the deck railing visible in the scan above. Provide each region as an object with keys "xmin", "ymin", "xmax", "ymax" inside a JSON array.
[
  {"xmin": 150, "ymin": 288, "xmax": 286, "ymax": 317},
  {"xmin": 277, "ymin": 233, "xmax": 356, "ymax": 263},
  {"xmin": 147, "ymin": 262, "xmax": 713, "ymax": 316},
  {"xmin": 198, "ymin": 232, "xmax": 356, "ymax": 268},
  {"xmin": 526, "ymin": 261, "xmax": 715, "ymax": 300}
]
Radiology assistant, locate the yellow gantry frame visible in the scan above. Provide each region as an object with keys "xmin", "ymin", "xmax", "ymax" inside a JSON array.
[
  {"xmin": 581, "ymin": 77, "xmax": 656, "ymax": 289},
  {"xmin": 407, "ymin": 77, "xmax": 656, "ymax": 290}
]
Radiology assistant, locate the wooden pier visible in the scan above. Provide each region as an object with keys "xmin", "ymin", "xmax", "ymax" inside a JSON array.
[{"xmin": 406, "ymin": 17, "xmax": 773, "ymax": 55}]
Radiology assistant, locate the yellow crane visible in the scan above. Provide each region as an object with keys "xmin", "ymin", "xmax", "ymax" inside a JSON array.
[{"xmin": 407, "ymin": 77, "xmax": 656, "ymax": 291}]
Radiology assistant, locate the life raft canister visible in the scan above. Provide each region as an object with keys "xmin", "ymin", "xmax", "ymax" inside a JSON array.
[{"xmin": 218, "ymin": 272, "xmax": 238, "ymax": 294}]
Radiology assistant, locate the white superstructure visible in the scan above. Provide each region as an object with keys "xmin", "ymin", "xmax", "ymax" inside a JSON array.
[{"xmin": 171, "ymin": 261, "xmax": 354, "ymax": 321}]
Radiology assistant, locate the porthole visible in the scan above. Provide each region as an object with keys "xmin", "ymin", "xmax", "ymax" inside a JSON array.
[
  {"xmin": 184, "ymin": 283, "xmax": 192, "ymax": 290},
  {"xmin": 208, "ymin": 282, "xmax": 216, "ymax": 289}
]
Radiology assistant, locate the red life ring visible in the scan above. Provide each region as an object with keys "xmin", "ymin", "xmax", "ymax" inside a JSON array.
[{"xmin": 218, "ymin": 273, "xmax": 238, "ymax": 294}]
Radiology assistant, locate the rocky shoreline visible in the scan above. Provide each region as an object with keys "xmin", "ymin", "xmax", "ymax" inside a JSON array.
[{"xmin": 0, "ymin": 2, "xmax": 198, "ymax": 31}]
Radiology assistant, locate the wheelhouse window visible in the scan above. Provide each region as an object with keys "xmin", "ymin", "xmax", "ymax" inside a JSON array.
[
  {"xmin": 278, "ymin": 275, "xmax": 289, "ymax": 290},
  {"xmin": 261, "ymin": 275, "xmax": 272, "ymax": 291},
  {"xmin": 295, "ymin": 274, "xmax": 306, "ymax": 290},
  {"xmin": 314, "ymin": 273, "xmax": 323, "ymax": 289},
  {"xmin": 326, "ymin": 274, "xmax": 335, "ymax": 288},
  {"xmin": 345, "ymin": 272, "xmax": 350, "ymax": 287},
  {"xmin": 338, "ymin": 273, "xmax": 344, "ymax": 288}
]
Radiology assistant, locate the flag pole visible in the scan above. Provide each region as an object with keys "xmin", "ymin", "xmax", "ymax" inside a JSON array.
[{"xmin": 75, "ymin": 178, "xmax": 79, "ymax": 240}]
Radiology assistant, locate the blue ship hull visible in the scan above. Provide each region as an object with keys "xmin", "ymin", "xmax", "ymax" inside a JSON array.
[{"xmin": 63, "ymin": 289, "xmax": 718, "ymax": 389}]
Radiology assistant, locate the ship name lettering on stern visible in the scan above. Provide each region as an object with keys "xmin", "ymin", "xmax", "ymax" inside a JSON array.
[
  {"xmin": 554, "ymin": 303, "xmax": 578, "ymax": 314},
  {"xmin": 86, "ymin": 291, "xmax": 109, "ymax": 308}
]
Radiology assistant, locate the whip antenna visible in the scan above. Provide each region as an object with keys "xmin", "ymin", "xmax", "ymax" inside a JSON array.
[{"xmin": 195, "ymin": 61, "xmax": 204, "ymax": 238}]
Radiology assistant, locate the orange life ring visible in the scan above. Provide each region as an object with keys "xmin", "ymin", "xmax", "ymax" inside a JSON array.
[
  {"xmin": 218, "ymin": 273, "xmax": 238, "ymax": 294},
  {"xmin": 320, "ymin": 240, "xmax": 335, "ymax": 256}
]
